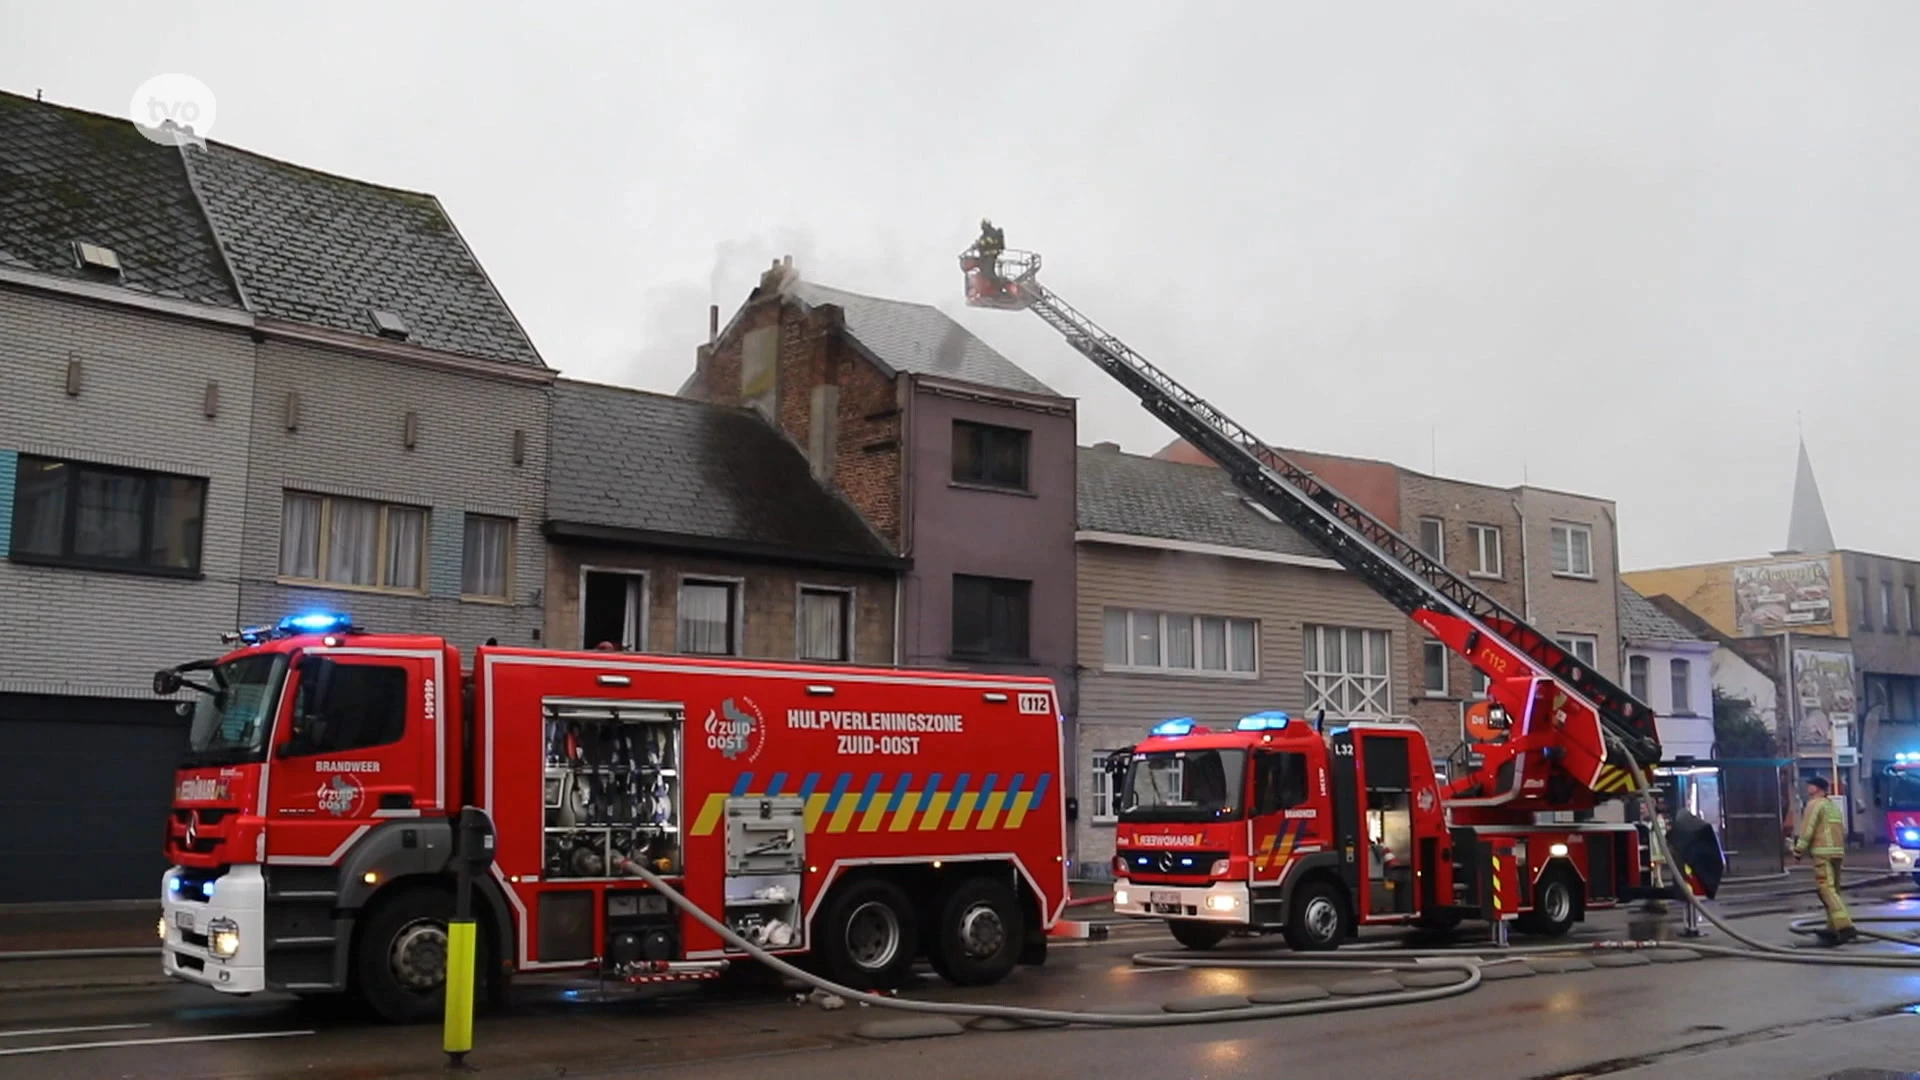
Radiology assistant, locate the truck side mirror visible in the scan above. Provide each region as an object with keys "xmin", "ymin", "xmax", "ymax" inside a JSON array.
[
  {"xmin": 153, "ymin": 669, "xmax": 183, "ymax": 696},
  {"xmin": 456, "ymin": 806, "xmax": 497, "ymax": 871},
  {"xmin": 281, "ymin": 654, "xmax": 337, "ymax": 757}
]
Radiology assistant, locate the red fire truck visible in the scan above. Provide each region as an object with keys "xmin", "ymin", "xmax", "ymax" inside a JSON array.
[
  {"xmin": 1883, "ymin": 756, "xmax": 1920, "ymax": 883},
  {"xmin": 960, "ymin": 232, "xmax": 1711, "ymax": 949},
  {"xmin": 155, "ymin": 621, "xmax": 1069, "ymax": 1022}
]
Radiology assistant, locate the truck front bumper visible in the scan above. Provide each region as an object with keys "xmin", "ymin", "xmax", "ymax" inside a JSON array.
[
  {"xmin": 160, "ymin": 864, "xmax": 266, "ymax": 994},
  {"xmin": 1889, "ymin": 845, "xmax": 1918, "ymax": 875},
  {"xmin": 1112, "ymin": 879, "xmax": 1251, "ymax": 924}
]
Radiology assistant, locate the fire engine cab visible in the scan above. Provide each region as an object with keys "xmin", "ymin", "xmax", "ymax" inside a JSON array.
[
  {"xmin": 1884, "ymin": 755, "xmax": 1920, "ymax": 883},
  {"xmin": 155, "ymin": 613, "xmax": 1070, "ymax": 1022}
]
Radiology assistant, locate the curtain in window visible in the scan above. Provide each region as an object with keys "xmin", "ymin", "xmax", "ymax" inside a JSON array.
[
  {"xmin": 462, "ymin": 516, "xmax": 509, "ymax": 598},
  {"xmin": 384, "ymin": 507, "xmax": 426, "ymax": 591},
  {"xmin": 74, "ymin": 469, "xmax": 146, "ymax": 560},
  {"xmin": 12, "ymin": 459, "xmax": 68, "ymax": 556},
  {"xmin": 148, "ymin": 476, "xmax": 205, "ymax": 570},
  {"xmin": 326, "ymin": 499, "xmax": 379, "ymax": 585},
  {"xmin": 798, "ymin": 590, "xmax": 846, "ymax": 660},
  {"xmin": 281, "ymin": 495, "xmax": 322, "ymax": 578},
  {"xmin": 680, "ymin": 584, "xmax": 733, "ymax": 654}
]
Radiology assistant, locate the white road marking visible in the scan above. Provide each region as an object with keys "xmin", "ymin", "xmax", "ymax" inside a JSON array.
[
  {"xmin": 0, "ymin": 1023, "xmax": 150, "ymax": 1040},
  {"xmin": 0, "ymin": 1030, "xmax": 314, "ymax": 1057}
]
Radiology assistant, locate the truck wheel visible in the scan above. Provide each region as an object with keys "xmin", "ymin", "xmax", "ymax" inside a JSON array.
[
  {"xmin": 928, "ymin": 876, "xmax": 1025, "ymax": 987},
  {"xmin": 353, "ymin": 888, "xmax": 489, "ymax": 1024},
  {"xmin": 1282, "ymin": 878, "xmax": 1349, "ymax": 952},
  {"xmin": 1519, "ymin": 869, "xmax": 1579, "ymax": 937},
  {"xmin": 816, "ymin": 877, "xmax": 919, "ymax": 991},
  {"xmin": 1168, "ymin": 919, "xmax": 1230, "ymax": 951}
]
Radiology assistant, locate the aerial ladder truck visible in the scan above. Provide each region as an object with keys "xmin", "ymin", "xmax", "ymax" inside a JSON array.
[{"xmin": 958, "ymin": 231, "xmax": 1720, "ymax": 948}]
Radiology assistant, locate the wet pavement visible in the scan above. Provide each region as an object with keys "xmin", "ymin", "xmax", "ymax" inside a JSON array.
[{"xmin": 1, "ymin": 882, "xmax": 1917, "ymax": 1080}]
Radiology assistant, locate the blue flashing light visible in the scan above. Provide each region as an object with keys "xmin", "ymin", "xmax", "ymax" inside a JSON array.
[
  {"xmin": 1236, "ymin": 710, "xmax": 1291, "ymax": 732},
  {"xmin": 280, "ymin": 611, "xmax": 354, "ymax": 635},
  {"xmin": 1898, "ymin": 752, "xmax": 1917, "ymax": 764},
  {"xmin": 169, "ymin": 877, "xmax": 181, "ymax": 894},
  {"xmin": 1151, "ymin": 717, "xmax": 1197, "ymax": 737},
  {"xmin": 1901, "ymin": 828, "xmax": 1920, "ymax": 846}
]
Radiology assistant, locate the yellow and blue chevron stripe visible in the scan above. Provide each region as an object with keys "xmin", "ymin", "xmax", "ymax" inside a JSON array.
[
  {"xmin": 688, "ymin": 770, "xmax": 1055, "ymax": 838},
  {"xmin": 1253, "ymin": 818, "xmax": 1309, "ymax": 873}
]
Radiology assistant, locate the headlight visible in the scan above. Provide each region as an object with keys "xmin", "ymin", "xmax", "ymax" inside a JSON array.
[
  {"xmin": 1113, "ymin": 888, "xmax": 1130, "ymax": 906},
  {"xmin": 157, "ymin": 917, "xmax": 168, "ymax": 942},
  {"xmin": 1205, "ymin": 894, "xmax": 1239, "ymax": 912},
  {"xmin": 1210, "ymin": 858, "xmax": 1232, "ymax": 877},
  {"xmin": 209, "ymin": 917, "xmax": 240, "ymax": 959}
]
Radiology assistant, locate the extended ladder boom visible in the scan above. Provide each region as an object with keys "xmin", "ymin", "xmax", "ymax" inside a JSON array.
[{"xmin": 958, "ymin": 241, "xmax": 1660, "ymax": 797}]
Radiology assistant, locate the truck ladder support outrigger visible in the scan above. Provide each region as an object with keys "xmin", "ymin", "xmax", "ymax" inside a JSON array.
[{"xmin": 958, "ymin": 235, "xmax": 1661, "ymax": 820}]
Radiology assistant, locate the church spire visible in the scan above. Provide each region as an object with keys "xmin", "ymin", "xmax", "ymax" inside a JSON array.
[{"xmin": 1785, "ymin": 436, "xmax": 1836, "ymax": 555}]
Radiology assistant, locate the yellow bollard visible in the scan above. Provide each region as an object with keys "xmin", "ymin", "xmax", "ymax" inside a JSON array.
[{"xmin": 442, "ymin": 918, "xmax": 477, "ymax": 1064}]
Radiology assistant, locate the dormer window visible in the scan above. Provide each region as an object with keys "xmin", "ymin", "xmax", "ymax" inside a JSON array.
[
  {"xmin": 368, "ymin": 308, "xmax": 410, "ymax": 340},
  {"xmin": 72, "ymin": 240, "xmax": 122, "ymax": 277}
]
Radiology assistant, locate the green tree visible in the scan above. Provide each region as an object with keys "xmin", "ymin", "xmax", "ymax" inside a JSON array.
[{"xmin": 1713, "ymin": 687, "xmax": 1777, "ymax": 758}]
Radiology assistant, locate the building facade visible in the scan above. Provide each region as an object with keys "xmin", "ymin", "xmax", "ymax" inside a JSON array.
[
  {"xmin": 1157, "ymin": 439, "xmax": 1622, "ymax": 758},
  {"xmin": 1073, "ymin": 444, "xmax": 1404, "ymax": 876},
  {"xmin": 0, "ymin": 91, "xmax": 550, "ymax": 901},
  {"xmin": 1619, "ymin": 582, "xmax": 1715, "ymax": 759},
  {"xmin": 542, "ymin": 380, "xmax": 904, "ymax": 662},
  {"xmin": 681, "ymin": 263, "xmax": 1078, "ymax": 715}
]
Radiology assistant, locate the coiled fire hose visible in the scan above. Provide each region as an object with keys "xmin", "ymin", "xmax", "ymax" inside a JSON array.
[{"xmin": 619, "ymin": 750, "xmax": 1920, "ymax": 1030}]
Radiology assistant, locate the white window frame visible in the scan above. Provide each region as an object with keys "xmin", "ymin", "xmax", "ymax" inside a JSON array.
[
  {"xmin": 1549, "ymin": 521, "xmax": 1594, "ymax": 578},
  {"xmin": 578, "ymin": 566, "xmax": 648, "ymax": 651},
  {"xmin": 1556, "ymin": 634, "xmax": 1599, "ymax": 667},
  {"xmin": 1670, "ymin": 657, "xmax": 1694, "ymax": 716},
  {"xmin": 1628, "ymin": 654, "xmax": 1649, "ymax": 701},
  {"xmin": 1101, "ymin": 608, "xmax": 1259, "ymax": 678},
  {"xmin": 1090, "ymin": 751, "xmax": 1122, "ymax": 824},
  {"xmin": 278, "ymin": 490, "xmax": 429, "ymax": 596},
  {"xmin": 795, "ymin": 583, "xmax": 855, "ymax": 663},
  {"xmin": 1417, "ymin": 516, "xmax": 1445, "ymax": 561},
  {"xmin": 1303, "ymin": 624, "xmax": 1392, "ymax": 720},
  {"xmin": 677, "ymin": 575, "xmax": 745, "ymax": 656},
  {"xmin": 460, "ymin": 513, "xmax": 515, "ymax": 603},
  {"xmin": 1467, "ymin": 523, "xmax": 1503, "ymax": 578},
  {"xmin": 1422, "ymin": 638, "xmax": 1449, "ymax": 697}
]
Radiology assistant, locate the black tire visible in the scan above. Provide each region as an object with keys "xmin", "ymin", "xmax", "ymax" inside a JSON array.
[
  {"xmin": 352, "ymin": 887, "xmax": 491, "ymax": 1025},
  {"xmin": 816, "ymin": 877, "xmax": 919, "ymax": 991},
  {"xmin": 1282, "ymin": 877, "xmax": 1350, "ymax": 952},
  {"xmin": 1518, "ymin": 869, "xmax": 1579, "ymax": 938},
  {"xmin": 927, "ymin": 876, "xmax": 1025, "ymax": 987},
  {"xmin": 1168, "ymin": 919, "xmax": 1230, "ymax": 951}
]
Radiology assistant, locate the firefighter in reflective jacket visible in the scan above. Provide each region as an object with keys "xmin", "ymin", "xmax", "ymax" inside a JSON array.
[{"xmin": 1794, "ymin": 775, "xmax": 1856, "ymax": 945}]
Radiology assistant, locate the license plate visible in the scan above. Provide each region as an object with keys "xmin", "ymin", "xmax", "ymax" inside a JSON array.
[
  {"xmin": 1149, "ymin": 891, "xmax": 1180, "ymax": 912},
  {"xmin": 175, "ymin": 911, "xmax": 195, "ymax": 932}
]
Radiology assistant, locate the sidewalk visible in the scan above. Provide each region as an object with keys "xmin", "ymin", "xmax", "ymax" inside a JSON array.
[{"xmin": 0, "ymin": 900, "xmax": 158, "ymax": 953}]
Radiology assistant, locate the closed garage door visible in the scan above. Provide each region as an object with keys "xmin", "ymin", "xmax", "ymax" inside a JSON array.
[{"xmin": 0, "ymin": 693, "xmax": 185, "ymax": 903}]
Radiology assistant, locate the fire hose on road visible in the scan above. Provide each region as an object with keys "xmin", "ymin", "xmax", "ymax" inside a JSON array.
[{"xmin": 614, "ymin": 751, "xmax": 1920, "ymax": 1033}]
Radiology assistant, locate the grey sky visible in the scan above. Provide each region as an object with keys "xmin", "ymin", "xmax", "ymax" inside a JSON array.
[{"xmin": 6, "ymin": 2, "xmax": 1916, "ymax": 571}]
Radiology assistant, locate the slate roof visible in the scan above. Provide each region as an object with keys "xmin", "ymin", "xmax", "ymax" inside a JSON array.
[
  {"xmin": 0, "ymin": 91, "xmax": 542, "ymax": 367},
  {"xmin": 1619, "ymin": 580, "xmax": 1704, "ymax": 643},
  {"xmin": 0, "ymin": 91, "xmax": 243, "ymax": 307},
  {"xmin": 547, "ymin": 379, "xmax": 902, "ymax": 568},
  {"xmin": 1077, "ymin": 444, "xmax": 1330, "ymax": 561},
  {"xmin": 787, "ymin": 280, "xmax": 1059, "ymax": 398},
  {"xmin": 182, "ymin": 145, "xmax": 543, "ymax": 367}
]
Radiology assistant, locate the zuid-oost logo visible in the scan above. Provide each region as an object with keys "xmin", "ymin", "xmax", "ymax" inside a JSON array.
[
  {"xmin": 705, "ymin": 697, "xmax": 765, "ymax": 764},
  {"xmin": 129, "ymin": 73, "xmax": 217, "ymax": 148}
]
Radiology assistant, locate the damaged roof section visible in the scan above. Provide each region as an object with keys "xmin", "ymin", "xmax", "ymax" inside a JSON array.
[
  {"xmin": 546, "ymin": 379, "xmax": 906, "ymax": 571},
  {"xmin": 786, "ymin": 280, "xmax": 1059, "ymax": 397}
]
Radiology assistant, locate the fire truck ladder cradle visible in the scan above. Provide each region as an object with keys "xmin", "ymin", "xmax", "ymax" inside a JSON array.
[{"xmin": 959, "ymin": 244, "xmax": 1660, "ymax": 778}]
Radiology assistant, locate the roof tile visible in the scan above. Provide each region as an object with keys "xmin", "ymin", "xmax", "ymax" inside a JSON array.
[
  {"xmin": 1078, "ymin": 445, "xmax": 1328, "ymax": 560},
  {"xmin": 787, "ymin": 281, "xmax": 1058, "ymax": 397}
]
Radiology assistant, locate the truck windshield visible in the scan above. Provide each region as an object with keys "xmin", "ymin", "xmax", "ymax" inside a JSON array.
[
  {"xmin": 184, "ymin": 652, "xmax": 288, "ymax": 766},
  {"xmin": 1120, "ymin": 749, "xmax": 1247, "ymax": 822},
  {"xmin": 1887, "ymin": 770, "xmax": 1920, "ymax": 812}
]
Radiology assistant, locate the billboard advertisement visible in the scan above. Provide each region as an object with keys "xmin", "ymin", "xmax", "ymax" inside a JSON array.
[
  {"xmin": 1792, "ymin": 648, "xmax": 1856, "ymax": 754},
  {"xmin": 1734, "ymin": 559, "xmax": 1834, "ymax": 636}
]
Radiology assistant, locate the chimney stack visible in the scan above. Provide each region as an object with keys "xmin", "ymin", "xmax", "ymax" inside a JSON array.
[{"xmin": 708, "ymin": 304, "xmax": 719, "ymax": 344}]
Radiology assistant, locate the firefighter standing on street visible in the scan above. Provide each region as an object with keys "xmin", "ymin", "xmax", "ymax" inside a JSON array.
[{"xmin": 1793, "ymin": 775, "xmax": 1857, "ymax": 945}]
